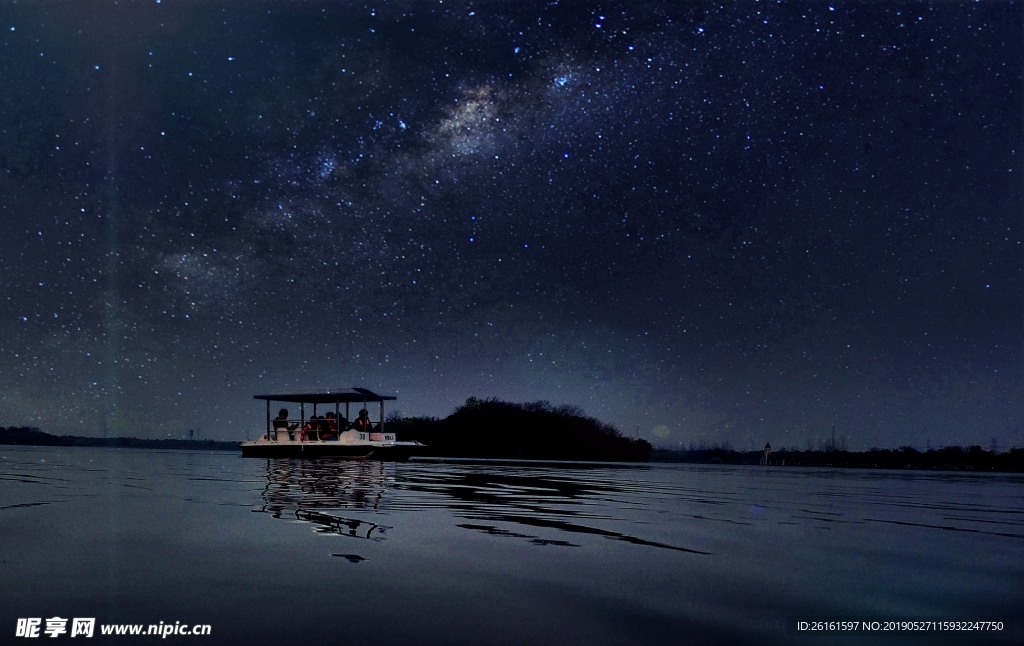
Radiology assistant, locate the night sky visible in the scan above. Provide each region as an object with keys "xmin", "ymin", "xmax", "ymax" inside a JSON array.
[{"xmin": 0, "ymin": 1, "xmax": 1019, "ymax": 450}]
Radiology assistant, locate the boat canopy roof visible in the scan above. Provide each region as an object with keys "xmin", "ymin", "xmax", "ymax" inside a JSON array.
[{"xmin": 254, "ymin": 388, "xmax": 396, "ymax": 404}]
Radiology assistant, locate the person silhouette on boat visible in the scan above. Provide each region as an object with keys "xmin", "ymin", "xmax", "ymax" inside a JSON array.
[
  {"xmin": 272, "ymin": 408, "xmax": 296, "ymax": 441},
  {"xmin": 321, "ymin": 412, "xmax": 338, "ymax": 441},
  {"xmin": 314, "ymin": 415, "xmax": 331, "ymax": 440},
  {"xmin": 272, "ymin": 408, "xmax": 290, "ymax": 430},
  {"xmin": 353, "ymin": 409, "xmax": 373, "ymax": 433},
  {"xmin": 300, "ymin": 415, "xmax": 327, "ymax": 442}
]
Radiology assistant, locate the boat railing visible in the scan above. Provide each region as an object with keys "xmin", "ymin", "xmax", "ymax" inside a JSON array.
[{"xmin": 264, "ymin": 420, "xmax": 385, "ymax": 442}]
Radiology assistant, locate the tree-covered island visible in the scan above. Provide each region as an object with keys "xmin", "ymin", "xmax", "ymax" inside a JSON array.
[{"xmin": 387, "ymin": 397, "xmax": 653, "ymax": 461}]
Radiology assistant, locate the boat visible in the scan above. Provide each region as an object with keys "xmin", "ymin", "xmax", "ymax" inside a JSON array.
[{"xmin": 240, "ymin": 388, "xmax": 425, "ymax": 460}]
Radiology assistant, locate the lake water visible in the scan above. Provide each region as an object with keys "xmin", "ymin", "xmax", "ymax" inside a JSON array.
[{"xmin": 1, "ymin": 446, "xmax": 1021, "ymax": 645}]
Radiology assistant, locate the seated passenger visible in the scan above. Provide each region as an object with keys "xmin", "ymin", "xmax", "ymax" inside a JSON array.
[
  {"xmin": 300, "ymin": 416, "xmax": 324, "ymax": 442},
  {"xmin": 272, "ymin": 408, "xmax": 295, "ymax": 440},
  {"xmin": 353, "ymin": 409, "xmax": 373, "ymax": 433},
  {"xmin": 272, "ymin": 408, "xmax": 290, "ymax": 430},
  {"xmin": 321, "ymin": 412, "xmax": 338, "ymax": 440}
]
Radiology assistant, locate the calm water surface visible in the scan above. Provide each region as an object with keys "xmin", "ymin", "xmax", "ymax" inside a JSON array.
[{"xmin": 1, "ymin": 446, "xmax": 1021, "ymax": 645}]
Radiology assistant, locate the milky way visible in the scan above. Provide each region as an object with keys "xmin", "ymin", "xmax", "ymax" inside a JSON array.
[{"xmin": 0, "ymin": 1, "xmax": 1019, "ymax": 449}]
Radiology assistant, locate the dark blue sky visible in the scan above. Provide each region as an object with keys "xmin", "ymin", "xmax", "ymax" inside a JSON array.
[{"xmin": 0, "ymin": 1, "xmax": 1020, "ymax": 450}]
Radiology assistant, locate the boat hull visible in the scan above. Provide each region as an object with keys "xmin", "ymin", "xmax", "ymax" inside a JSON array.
[{"xmin": 240, "ymin": 439, "xmax": 423, "ymax": 461}]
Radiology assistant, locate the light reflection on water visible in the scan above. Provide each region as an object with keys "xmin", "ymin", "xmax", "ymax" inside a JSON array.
[
  {"xmin": 255, "ymin": 457, "xmax": 1024, "ymax": 546},
  {"xmin": 257, "ymin": 459, "xmax": 713, "ymax": 553},
  {"xmin": 258, "ymin": 459, "xmax": 394, "ymax": 539},
  {"xmin": 1, "ymin": 447, "xmax": 1022, "ymax": 645}
]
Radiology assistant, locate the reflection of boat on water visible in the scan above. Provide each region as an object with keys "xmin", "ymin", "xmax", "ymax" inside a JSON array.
[
  {"xmin": 257, "ymin": 458, "xmax": 393, "ymax": 539},
  {"xmin": 241, "ymin": 388, "xmax": 425, "ymax": 460},
  {"xmin": 294, "ymin": 509, "xmax": 384, "ymax": 539},
  {"xmin": 255, "ymin": 459, "xmax": 709, "ymax": 554}
]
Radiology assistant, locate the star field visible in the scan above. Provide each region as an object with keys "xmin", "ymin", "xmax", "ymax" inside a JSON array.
[{"xmin": 0, "ymin": 1, "xmax": 1019, "ymax": 449}]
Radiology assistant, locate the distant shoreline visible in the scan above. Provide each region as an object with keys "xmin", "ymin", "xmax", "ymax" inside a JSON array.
[
  {"xmin": 5, "ymin": 426, "xmax": 1021, "ymax": 472},
  {"xmin": 0, "ymin": 426, "xmax": 240, "ymax": 451},
  {"xmin": 652, "ymin": 446, "xmax": 1024, "ymax": 473}
]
